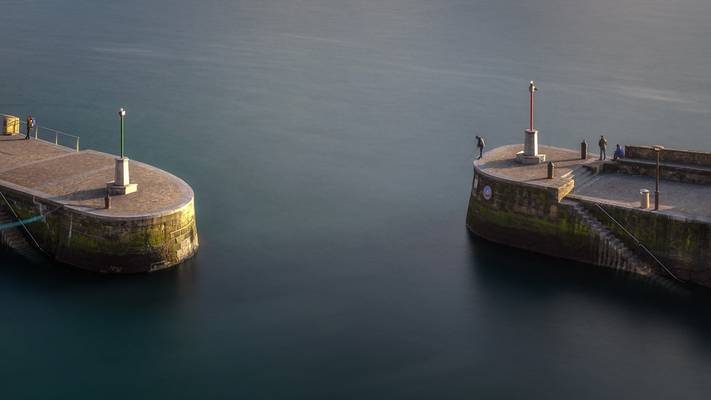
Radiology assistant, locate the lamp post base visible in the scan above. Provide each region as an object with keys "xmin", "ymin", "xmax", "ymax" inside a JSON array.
[
  {"xmin": 107, "ymin": 182, "xmax": 138, "ymax": 195},
  {"xmin": 515, "ymin": 152, "xmax": 547, "ymax": 164},
  {"xmin": 106, "ymin": 157, "xmax": 138, "ymax": 195},
  {"xmin": 515, "ymin": 129, "xmax": 546, "ymax": 164}
]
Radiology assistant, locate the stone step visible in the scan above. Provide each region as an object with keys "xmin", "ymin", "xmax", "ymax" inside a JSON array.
[
  {"xmin": 572, "ymin": 167, "xmax": 602, "ymax": 193},
  {"xmin": 0, "ymin": 205, "xmax": 41, "ymax": 261},
  {"xmin": 572, "ymin": 201, "xmax": 650, "ymax": 273}
]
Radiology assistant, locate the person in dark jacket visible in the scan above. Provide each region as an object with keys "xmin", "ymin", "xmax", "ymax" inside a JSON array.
[
  {"xmin": 598, "ymin": 135, "xmax": 608, "ymax": 160},
  {"xmin": 613, "ymin": 144, "xmax": 624, "ymax": 160},
  {"xmin": 476, "ymin": 135, "xmax": 485, "ymax": 159},
  {"xmin": 26, "ymin": 115, "xmax": 35, "ymax": 140}
]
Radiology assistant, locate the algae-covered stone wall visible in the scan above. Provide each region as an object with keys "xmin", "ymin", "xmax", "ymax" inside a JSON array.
[
  {"xmin": 579, "ymin": 199, "xmax": 711, "ymax": 286},
  {"xmin": 1, "ymin": 187, "xmax": 198, "ymax": 273},
  {"xmin": 467, "ymin": 162, "xmax": 711, "ymax": 288},
  {"xmin": 466, "ymin": 167, "xmax": 598, "ymax": 266}
]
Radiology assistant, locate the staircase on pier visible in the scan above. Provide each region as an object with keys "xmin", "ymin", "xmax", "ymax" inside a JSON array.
[
  {"xmin": 571, "ymin": 165, "xmax": 601, "ymax": 193},
  {"xmin": 567, "ymin": 200, "xmax": 653, "ymax": 275},
  {"xmin": 567, "ymin": 165, "xmax": 687, "ymax": 291},
  {"xmin": 0, "ymin": 205, "xmax": 42, "ymax": 261}
]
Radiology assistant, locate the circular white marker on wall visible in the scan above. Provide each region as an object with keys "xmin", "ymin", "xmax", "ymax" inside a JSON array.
[{"xmin": 482, "ymin": 185, "xmax": 492, "ymax": 200}]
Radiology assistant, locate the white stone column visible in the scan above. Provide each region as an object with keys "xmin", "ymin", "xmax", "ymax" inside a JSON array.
[
  {"xmin": 107, "ymin": 157, "xmax": 138, "ymax": 195},
  {"xmin": 523, "ymin": 129, "xmax": 538, "ymax": 156},
  {"xmin": 115, "ymin": 158, "xmax": 130, "ymax": 186},
  {"xmin": 516, "ymin": 129, "xmax": 546, "ymax": 164}
]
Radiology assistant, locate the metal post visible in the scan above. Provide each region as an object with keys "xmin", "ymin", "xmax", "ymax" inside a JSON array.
[
  {"xmin": 55, "ymin": 132, "xmax": 58, "ymax": 145},
  {"xmin": 119, "ymin": 110, "xmax": 125, "ymax": 159},
  {"xmin": 655, "ymin": 149, "xmax": 660, "ymax": 210},
  {"xmin": 581, "ymin": 140, "xmax": 587, "ymax": 160},
  {"xmin": 529, "ymin": 81, "xmax": 537, "ymax": 131},
  {"xmin": 76, "ymin": 137, "xmax": 80, "ymax": 152},
  {"xmin": 530, "ymin": 87, "xmax": 534, "ymax": 131}
]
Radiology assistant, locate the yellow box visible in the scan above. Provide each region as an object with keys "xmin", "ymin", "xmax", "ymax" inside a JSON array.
[{"xmin": 3, "ymin": 115, "xmax": 20, "ymax": 135}]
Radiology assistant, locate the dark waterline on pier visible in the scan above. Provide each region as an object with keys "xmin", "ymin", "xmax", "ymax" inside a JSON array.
[{"xmin": 2, "ymin": 0, "xmax": 711, "ymax": 398}]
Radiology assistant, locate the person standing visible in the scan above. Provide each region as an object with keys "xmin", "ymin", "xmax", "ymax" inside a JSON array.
[
  {"xmin": 598, "ymin": 135, "xmax": 608, "ymax": 160},
  {"xmin": 26, "ymin": 115, "xmax": 35, "ymax": 140},
  {"xmin": 476, "ymin": 135, "xmax": 486, "ymax": 160}
]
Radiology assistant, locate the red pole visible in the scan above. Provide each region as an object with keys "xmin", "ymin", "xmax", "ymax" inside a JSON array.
[{"xmin": 530, "ymin": 90, "xmax": 534, "ymax": 131}]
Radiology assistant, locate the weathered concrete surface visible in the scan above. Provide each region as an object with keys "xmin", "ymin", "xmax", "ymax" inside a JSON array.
[
  {"xmin": 0, "ymin": 135, "xmax": 199, "ymax": 273},
  {"xmin": 573, "ymin": 173, "xmax": 711, "ymax": 220},
  {"xmin": 0, "ymin": 135, "xmax": 192, "ymax": 217},
  {"xmin": 467, "ymin": 144, "xmax": 711, "ymax": 288},
  {"xmin": 475, "ymin": 144, "xmax": 596, "ymax": 198}
]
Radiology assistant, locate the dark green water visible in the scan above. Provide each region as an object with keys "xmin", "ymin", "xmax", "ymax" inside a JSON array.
[{"xmin": 2, "ymin": 0, "xmax": 711, "ymax": 398}]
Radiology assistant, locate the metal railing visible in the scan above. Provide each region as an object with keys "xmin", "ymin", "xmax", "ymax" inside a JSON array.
[
  {"xmin": 1, "ymin": 113, "xmax": 80, "ymax": 151},
  {"xmin": 35, "ymin": 125, "xmax": 80, "ymax": 151},
  {"xmin": 594, "ymin": 203, "xmax": 684, "ymax": 283}
]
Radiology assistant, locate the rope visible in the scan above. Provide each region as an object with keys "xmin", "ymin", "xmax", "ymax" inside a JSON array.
[
  {"xmin": 0, "ymin": 214, "xmax": 45, "ymax": 231},
  {"xmin": 0, "ymin": 190, "xmax": 60, "ymax": 255}
]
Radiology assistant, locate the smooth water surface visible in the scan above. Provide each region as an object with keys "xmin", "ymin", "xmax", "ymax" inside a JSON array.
[{"xmin": 2, "ymin": 0, "xmax": 711, "ymax": 398}]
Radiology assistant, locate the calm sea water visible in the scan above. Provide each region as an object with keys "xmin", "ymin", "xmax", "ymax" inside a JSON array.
[{"xmin": 2, "ymin": 0, "xmax": 711, "ymax": 398}]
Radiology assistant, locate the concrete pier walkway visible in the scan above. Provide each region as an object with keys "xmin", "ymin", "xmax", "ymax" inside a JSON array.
[
  {"xmin": 476, "ymin": 144, "xmax": 595, "ymax": 189},
  {"xmin": 0, "ymin": 134, "xmax": 198, "ymax": 273},
  {"xmin": 0, "ymin": 135, "xmax": 193, "ymax": 218},
  {"xmin": 572, "ymin": 173, "xmax": 711, "ymax": 221}
]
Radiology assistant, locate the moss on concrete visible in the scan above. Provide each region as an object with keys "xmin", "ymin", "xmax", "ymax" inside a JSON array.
[
  {"xmin": 1, "ymin": 189, "xmax": 198, "ymax": 273},
  {"xmin": 468, "ymin": 161, "xmax": 711, "ymax": 287}
]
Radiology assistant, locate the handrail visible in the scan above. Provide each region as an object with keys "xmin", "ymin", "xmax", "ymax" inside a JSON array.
[
  {"xmin": 0, "ymin": 190, "xmax": 47, "ymax": 255},
  {"xmin": 33, "ymin": 125, "xmax": 80, "ymax": 140},
  {"xmin": 35, "ymin": 125, "xmax": 81, "ymax": 151},
  {"xmin": 1, "ymin": 113, "xmax": 80, "ymax": 151},
  {"xmin": 594, "ymin": 203, "xmax": 684, "ymax": 283}
]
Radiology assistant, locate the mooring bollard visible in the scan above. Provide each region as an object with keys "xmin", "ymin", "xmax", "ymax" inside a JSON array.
[
  {"xmin": 581, "ymin": 140, "xmax": 587, "ymax": 160},
  {"xmin": 547, "ymin": 161, "xmax": 555, "ymax": 179},
  {"xmin": 105, "ymin": 192, "xmax": 111, "ymax": 209},
  {"xmin": 640, "ymin": 189, "xmax": 650, "ymax": 209}
]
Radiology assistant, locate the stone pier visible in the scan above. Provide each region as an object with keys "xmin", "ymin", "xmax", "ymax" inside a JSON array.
[
  {"xmin": 467, "ymin": 144, "xmax": 711, "ymax": 288},
  {"xmin": 0, "ymin": 135, "xmax": 198, "ymax": 273}
]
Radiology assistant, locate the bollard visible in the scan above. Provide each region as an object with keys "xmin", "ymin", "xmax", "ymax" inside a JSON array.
[
  {"xmin": 581, "ymin": 140, "xmax": 587, "ymax": 160},
  {"xmin": 105, "ymin": 192, "xmax": 111, "ymax": 209},
  {"xmin": 547, "ymin": 161, "xmax": 555, "ymax": 179},
  {"xmin": 640, "ymin": 189, "xmax": 650, "ymax": 209}
]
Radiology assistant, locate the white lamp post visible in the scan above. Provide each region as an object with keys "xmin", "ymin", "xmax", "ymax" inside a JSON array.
[{"xmin": 515, "ymin": 80, "xmax": 546, "ymax": 164}]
